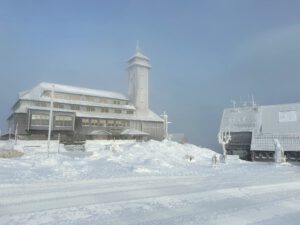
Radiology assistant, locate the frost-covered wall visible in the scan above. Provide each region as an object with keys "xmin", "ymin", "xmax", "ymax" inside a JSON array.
[{"xmin": 130, "ymin": 120, "xmax": 164, "ymax": 140}]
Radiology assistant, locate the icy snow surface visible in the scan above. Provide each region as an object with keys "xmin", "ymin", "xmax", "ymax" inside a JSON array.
[{"xmin": 1, "ymin": 140, "xmax": 300, "ymax": 225}]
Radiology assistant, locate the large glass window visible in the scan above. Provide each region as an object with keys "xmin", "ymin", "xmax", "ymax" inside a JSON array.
[
  {"xmin": 54, "ymin": 115, "xmax": 73, "ymax": 127},
  {"xmin": 31, "ymin": 114, "xmax": 49, "ymax": 126},
  {"xmin": 82, "ymin": 118, "xmax": 90, "ymax": 126},
  {"xmin": 91, "ymin": 119, "xmax": 98, "ymax": 126}
]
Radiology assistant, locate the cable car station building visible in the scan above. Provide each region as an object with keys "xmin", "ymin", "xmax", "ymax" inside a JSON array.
[{"xmin": 219, "ymin": 102, "xmax": 300, "ymax": 162}]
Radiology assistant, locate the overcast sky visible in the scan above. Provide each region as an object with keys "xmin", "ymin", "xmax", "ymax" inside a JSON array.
[{"xmin": 1, "ymin": 0, "xmax": 300, "ymax": 151}]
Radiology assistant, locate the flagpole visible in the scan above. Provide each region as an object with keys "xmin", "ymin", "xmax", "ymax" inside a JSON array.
[{"xmin": 47, "ymin": 85, "xmax": 55, "ymax": 157}]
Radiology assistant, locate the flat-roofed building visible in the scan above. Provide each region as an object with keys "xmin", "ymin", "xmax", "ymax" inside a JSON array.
[{"xmin": 7, "ymin": 47, "xmax": 164, "ymax": 142}]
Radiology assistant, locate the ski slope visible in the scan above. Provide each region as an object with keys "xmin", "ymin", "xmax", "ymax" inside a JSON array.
[{"xmin": 1, "ymin": 140, "xmax": 300, "ymax": 224}]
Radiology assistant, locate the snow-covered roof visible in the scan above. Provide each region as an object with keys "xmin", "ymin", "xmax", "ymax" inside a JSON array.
[
  {"xmin": 20, "ymin": 82, "xmax": 128, "ymax": 101},
  {"xmin": 128, "ymin": 51, "xmax": 149, "ymax": 61},
  {"xmin": 219, "ymin": 106, "xmax": 259, "ymax": 133},
  {"xmin": 220, "ymin": 102, "xmax": 300, "ymax": 134},
  {"xmin": 128, "ymin": 45, "xmax": 150, "ymax": 61},
  {"xmin": 127, "ymin": 48, "xmax": 151, "ymax": 69}
]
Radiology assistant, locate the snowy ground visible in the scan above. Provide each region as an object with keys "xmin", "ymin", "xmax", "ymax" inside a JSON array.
[{"xmin": 1, "ymin": 140, "xmax": 300, "ymax": 225}]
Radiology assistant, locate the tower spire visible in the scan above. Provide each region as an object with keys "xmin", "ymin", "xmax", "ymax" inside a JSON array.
[{"xmin": 135, "ymin": 40, "xmax": 140, "ymax": 52}]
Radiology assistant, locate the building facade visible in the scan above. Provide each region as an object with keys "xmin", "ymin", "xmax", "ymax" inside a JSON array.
[
  {"xmin": 219, "ymin": 102, "xmax": 300, "ymax": 161},
  {"xmin": 7, "ymin": 47, "xmax": 164, "ymax": 142}
]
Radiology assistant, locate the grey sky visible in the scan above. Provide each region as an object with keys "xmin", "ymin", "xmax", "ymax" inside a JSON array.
[{"xmin": 0, "ymin": 0, "xmax": 300, "ymax": 151}]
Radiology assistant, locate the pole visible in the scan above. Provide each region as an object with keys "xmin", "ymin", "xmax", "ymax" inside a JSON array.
[
  {"xmin": 14, "ymin": 123, "xmax": 18, "ymax": 146},
  {"xmin": 9, "ymin": 127, "xmax": 11, "ymax": 141},
  {"xmin": 162, "ymin": 111, "xmax": 168, "ymax": 140},
  {"xmin": 47, "ymin": 85, "xmax": 55, "ymax": 157},
  {"xmin": 165, "ymin": 112, "xmax": 168, "ymax": 139},
  {"xmin": 57, "ymin": 133, "xmax": 60, "ymax": 154}
]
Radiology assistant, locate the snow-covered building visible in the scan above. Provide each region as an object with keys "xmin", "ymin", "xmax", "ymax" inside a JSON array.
[
  {"xmin": 219, "ymin": 102, "xmax": 300, "ymax": 161},
  {"xmin": 7, "ymin": 47, "xmax": 164, "ymax": 142}
]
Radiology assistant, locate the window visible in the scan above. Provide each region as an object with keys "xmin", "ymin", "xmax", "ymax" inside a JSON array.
[
  {"xmin": 91, "ymin": 119, "xmax": 98, "ymax": 126},
  {"xmin": 71, "ymin": 105, "xmax": 80, "ymax": 111},
  {"xmin": 101, "ymin": 108, "xmax": 109, "ymax": 113},
  {"xmin": 70, "ymin": 94, "xmax": 81, "ymax": 100},
  {"xmin": 54, "ymin": 103, "xmax": 64, "ymax": 109},
  {"xmin": 82, "ymin": 118, "xmax": 90, "ymax": 126},
  {"xmin": 126, "ymin": 110, "xmax": 133, "ymax": 114},
  {"xmin": 106, "ymin": 120, "xmax": 115, "ymax": 127},
  {"xmin": 35, "ymin": 101, "xmax": 48, "ymax": 107},
  {"xmin": 87, "ymin": 106, "xmax": 95, "ymax": 112},
  {"xmin": 42, "ymin": 91, "xmax": 51, "ymax": 97},
  {"xmin": 86, "ymin": 96, "xmax": 95, "ymax": 102},
  {"xmin": 115, "ymin": 120, "xmax": 122, "ymax": 127},
  {"xmin": 31, "ymin": 114, "xmax": 49, "ymax": 126},
  {"xmin": 115, "ymin": 120, "xmax": 128, "ymax": 127},
  {"xmin": 122, "ymin": 120, "xmax": 129, "ymax": 127},
  {"xmin": 55, "ymin": 115, "xmax": 73, "ymax": 127},
  {"xmin": 98, "ymin": 119, "xmax": 106, "ymax": 126},
  {"xmin": 114, "ymin": 109, "xmax": 122, "ymax": 114},
  {"xmin": 101, "ymin": 98, "xmax": 108, "ymax": 104},
  {"xmin": 54, "ymin": 92, "xmax": 69, "ymax": 100},
  {"xmin": 113, "ymin": 100, "xmax": 120, "ymax": 105}
]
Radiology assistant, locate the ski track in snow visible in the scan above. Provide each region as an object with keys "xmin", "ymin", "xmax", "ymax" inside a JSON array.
[{"xmin": 1, "ymin": 176, "xmax": 300, "ymax": 225}]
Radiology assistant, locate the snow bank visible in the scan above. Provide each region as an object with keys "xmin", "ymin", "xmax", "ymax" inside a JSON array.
[{"xmin": 0, "ymin": 140, "xmax": 218, "ymax": 183}]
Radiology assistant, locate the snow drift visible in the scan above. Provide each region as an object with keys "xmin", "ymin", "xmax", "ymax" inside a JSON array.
[{"xmin": 0, "ymin": 140, "xmax": 218, "ymax": 183}]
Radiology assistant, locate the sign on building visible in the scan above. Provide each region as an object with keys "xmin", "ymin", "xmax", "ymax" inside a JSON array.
[{"xmin": 278, "ymin": 111, "xmax": 297, "ymax": 123}]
